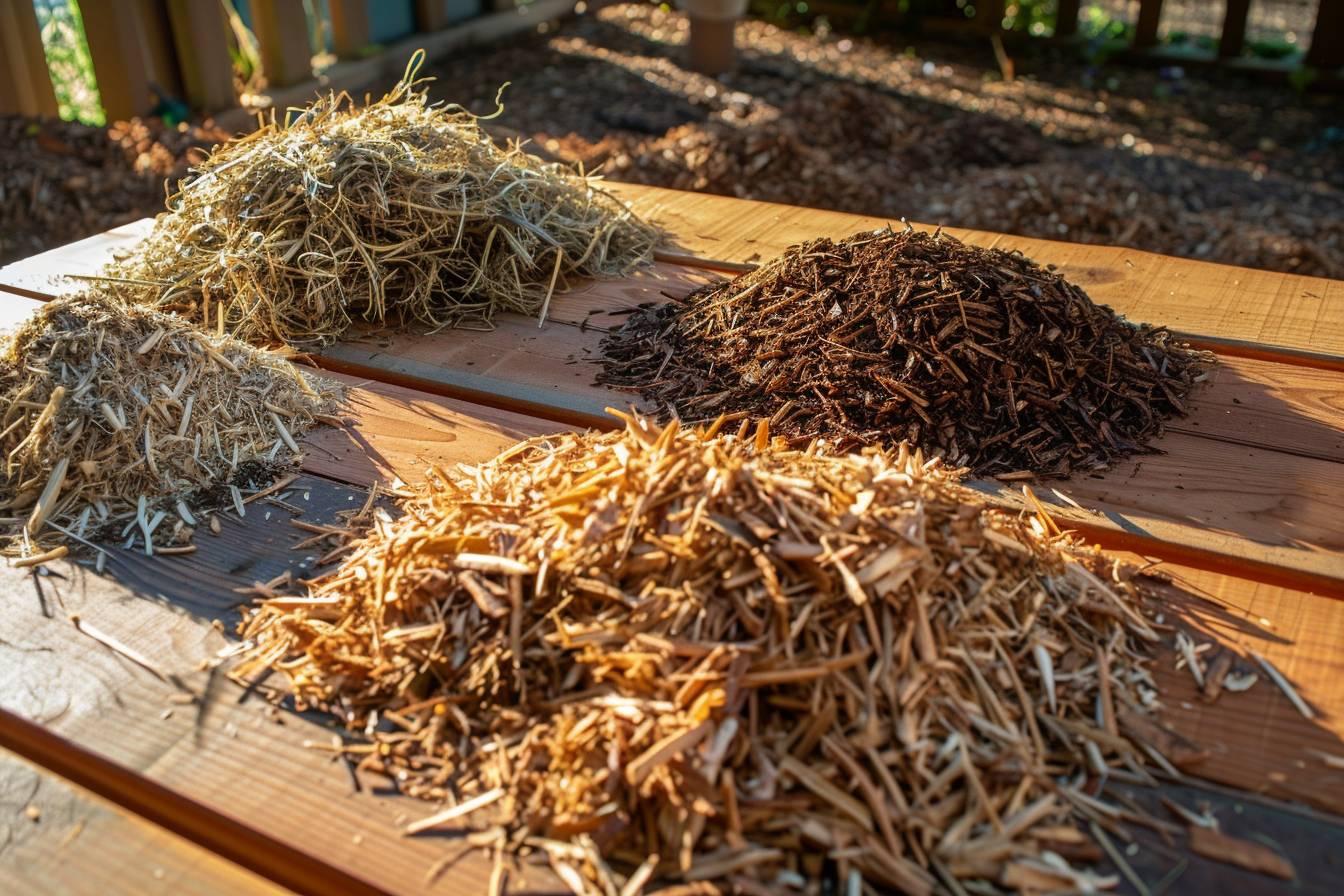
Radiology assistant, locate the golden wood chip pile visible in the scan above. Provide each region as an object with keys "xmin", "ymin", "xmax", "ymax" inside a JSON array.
[
  {"xmin": 598, "ymin": 228, "xmax": 1213, "ymax": 478},
  {"xmin": 101, "ymin": 54, "xmax": 658, "ymax": 348},
  {"xmin": 235, "ymin": 413, "xmax": 1193, "ymax": 894},
  {"xmin": 0, "ymin": 294, "xmax": 341, "ymax": 559}
]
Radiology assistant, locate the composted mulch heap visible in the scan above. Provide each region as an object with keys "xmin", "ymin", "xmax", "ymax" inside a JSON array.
[
  {"xmin": 100, "ymin": 56, "xmax": 658, "ymax": 349},
  {"xmin": 0, "ymin": 294, "xmax": 341, "ymax": 558},
  {"xmin": 598, "ymin": 228, "xmax": 1213, "ymax": 478},
  {"xmin": 234, "ymin": 413, "xmax": 1197, "ymax": 894},
  {"xmin": 0, "ymin": 114, "xmax": 227, "ymax": 265}
]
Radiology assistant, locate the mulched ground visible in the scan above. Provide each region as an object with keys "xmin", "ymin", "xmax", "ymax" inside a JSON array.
[
  {"xmin": 0, "ymin": 116, "xmax": 226, "ymax": 265},
  {"xmin": 4, "ymin": 4, "xmax": 1340, "ymax": 276}
]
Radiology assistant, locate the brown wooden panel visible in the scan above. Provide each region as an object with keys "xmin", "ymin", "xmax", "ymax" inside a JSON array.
[
  {"xmin": 1135, "ymin": 0, "xmax": 1165, "ymax": 49},
  {"xmin": 166, "ymin": 0, "xmax": 236, "ymax": 112},
  {"xmin": 1055, "ymin": 0, "xmax": 1081, "ymax": 38},
  {"xmin": 1306, "ymin": 0, "xmax": 1344, "ymax": 69},
  {"xmin": 81, "ymin": 1, "xmax": 160, "ymax": 121},
  {"xmin": 250, "ymin": 0, "xmax": 313, "ymax": 89},
  {"xmin": 0, "ymin": 0, "xmax": 59, "ymax": 117},
  {"xmin": 1220, "ymin": 0, "xmax": 1252, "ymax": 59},
  {"xmin": 0, "ymin": 478, "xmax": 509, "ymax": 894},
  {"xmin": 1, "ymin": 749, "xmax": 289, "ymax": 895},
  {"xmin": 0, "ymin": 362, "xmax": 1340, "ymax": 886}
]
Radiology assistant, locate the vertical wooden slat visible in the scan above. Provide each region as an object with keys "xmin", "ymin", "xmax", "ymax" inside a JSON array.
[
  {"xmin": 1220, "ymin": 0, "xmax": 1252, "ymax": 58},
  {"xmin": 81, "ymin": 1, "xmax": 158, "ymax": 120},
  {"xmin": 1305, "ymin": 0, "xmax": 1344, "ymax": 68},
  {"xmin": 1055, "ymin": 0, "xmax": 1081, "ymax": 37},
  {"xmin": 0, "ymin": 0, "xmax": 60, "ymax": 118},
  {"xmin": 976, "ymin": 0, "xmax": 1005, "ymax": 34},
  {"xmin": 328, "ymin": 0, "xmax": 371, "ymax": 58},
  {"xmin": 416, "ymin": 0, "xmax": 448, "ymax": 31},
  {"xmin": 251, "ymin": 0, "xmax": 313, "ymax": 88},
  {"xmin": 166, "ymin": 0, "xmax": 237, "ymax": 112},
  {"xmin": 135, "ymin": 0, "xmax": 185, "ymax": 99},
  {"xmin": 1134, "ymin": 0, "xmax": 1164, "ymax": 49}
]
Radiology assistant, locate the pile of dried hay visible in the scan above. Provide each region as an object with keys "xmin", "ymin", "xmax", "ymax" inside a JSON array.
[
  {"xmin": 235, "ymin": 413, "xmax": 1191, "ymax": 894},
  {"xmin": 598, "ymin": 228, "xmax": 1213, "ymax": 478},
  {"xmin": 100, "ymin": 54, "xmax": 658, "ymax": 348},
  {"xmin": 0, "ymin": 294, "xmax": 341, "ymax": 559}
]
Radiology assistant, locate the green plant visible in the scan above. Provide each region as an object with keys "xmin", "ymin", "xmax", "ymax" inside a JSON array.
[{"xmin": 33, "ymin": 0, "xmax": 104, "ymax": 125}]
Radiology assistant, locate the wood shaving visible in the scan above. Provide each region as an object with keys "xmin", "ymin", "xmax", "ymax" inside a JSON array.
[{"xmin": 236, "ymin": 413, "xmax": 1204, "ymax": 892}]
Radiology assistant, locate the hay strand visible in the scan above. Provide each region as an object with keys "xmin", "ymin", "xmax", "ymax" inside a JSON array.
[{"xmin": 99, "ymin": 55, "xmax": 658, "ymax": 348}]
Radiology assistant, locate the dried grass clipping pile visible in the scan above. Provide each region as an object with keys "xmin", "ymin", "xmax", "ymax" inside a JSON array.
[
  {"xmin": 101, "ymin": 54, "xmax": 658, "ymax": 348},
  {"xmin": 0, "ymin": 294, "xmax": 341, "ymax": 557},
  {"xmin": 598, "ymin": 228, "xmax": 1213, "ymax": 478},
  {"xmin": 236, "ymin": 413, "xmax": 1189, "ymax": 894}
]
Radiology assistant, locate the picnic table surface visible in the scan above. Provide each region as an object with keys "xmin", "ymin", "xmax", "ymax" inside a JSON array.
[{"xmin": 1, "ymin": 183, "xmax": 1342, "ymax": 895}]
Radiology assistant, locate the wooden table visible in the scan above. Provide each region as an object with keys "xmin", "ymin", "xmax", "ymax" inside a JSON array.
[{"xmin": 1, "ymin": 184, "xmax": 1342, "ymax": 895}]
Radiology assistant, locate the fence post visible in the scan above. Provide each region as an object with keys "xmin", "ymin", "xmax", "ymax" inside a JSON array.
[
  {"xmin": 1219, "ymin": 0, "xmax": 1251, "ymax": 59},
  {"xmin": 0, "ymin": 0, "xmax": 60, "ymax": 118},
  {"xmin": 1134, "ymin": 0, "xmax": 1164, "ymax": 49},
  {"xmin": 1306, "ymin": 0, "xmax": 1344, "ymax": 69},
  {"xmin": 976, "ymin": 0, "xmax": 1005, "ymax": 35},
  {"xmin": 416, "ymin": 0, "xmax": 448, "ymax": 31},
  {"xmin": 251, "ymin": 0, "xmax": 314, "ymax": 87},
  {"xmin": 81, "ymin": 1, "xmax": 159, "ymax": 120},
  {"xmin": 1055, "ymin": 0, "xmax": 1080, "ymax": 38},
  {"xmin": 680, "ymin": 0, "xmax": 746, "ymax": 75},
  {"xmin": 136, "ymin": 0, "xmax": 185, "ymax": 100},
  {"xmin": 329, "ymin": 0, "xmax": 371, "ymax": 58},
  {"xmin": 166, "ymin": 0, "xmax": 237, "ymax": 112}
]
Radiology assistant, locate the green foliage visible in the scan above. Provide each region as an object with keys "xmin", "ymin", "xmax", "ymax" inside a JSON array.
[{"xmin": 33, "ymin": 0, "xmax": 104, "ymax": 125}]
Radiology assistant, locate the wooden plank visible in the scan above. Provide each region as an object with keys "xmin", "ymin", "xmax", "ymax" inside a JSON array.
[
  {"xmin": 1135, "ymin": 0, "xmax": 1165, "ymax": 49},
  {"xmin": 0, "ymin": 0, "xmax": 60, "ymax": 118},
  {"xmin": 166, "ymin": 0, "xmax": 237, "ymax": 112},
  {"xmin": 0, "ymin": 477, "xmax": 512, "ymax": 894},
  {"xmin": 1116, "ymin": 554, "xmax": 1344, "ymax": 809},
  {"xmin": 1306, "ymin": 0, "xmax": 1344, "ymax": 69},
  {"xmin": 81, "ymin": 0, "xmax": 161, "ymax": 121},
  {"xmin": 327, "ymin": 0, "xmax": 371, "ymax": 58},
  {"xmin": 1220, "ymin": 0, "xmax": 1252, "ymax": 59},
  {"xmin": 605, "ymin": 184, "xmax": 1344, "ymax": 366},
  {"xmin": 0, "ymin": 357, "xmax": 1338, "ymax": 881},
  {"xmin": 250, "ymin": 0, "xmax": 314, "ymax": 89},
  {"xmin": 1055, "ymin": 0, "xmax": 1081, "ymax": 38},
  {"xmin": 1, "ymin": 749, "xmax": 289, "ymax": 895}
]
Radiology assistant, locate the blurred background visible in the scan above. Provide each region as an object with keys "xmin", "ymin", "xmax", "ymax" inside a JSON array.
[{"xmin": 2, "ymin": 0, "xmax": 1340, "ymax": 276}]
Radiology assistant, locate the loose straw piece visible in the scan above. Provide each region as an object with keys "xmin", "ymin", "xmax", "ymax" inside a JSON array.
[{"xmin": 405, "ymin": 788, "xmax": 505, "ymax": 834}]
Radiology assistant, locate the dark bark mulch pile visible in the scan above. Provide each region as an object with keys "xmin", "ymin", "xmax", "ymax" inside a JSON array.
[{"xmin": 598, "ymin": 228, "xmax": 1214, "ymax": 478}]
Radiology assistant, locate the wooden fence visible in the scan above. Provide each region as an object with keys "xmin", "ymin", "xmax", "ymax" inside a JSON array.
[
  {"xmin": 0, "ymin": 0, "xmax": 566, "ymax": 122},
  {"xmin": 1, "ymin": 0, "xmax": 1341, "ymax": 123}
]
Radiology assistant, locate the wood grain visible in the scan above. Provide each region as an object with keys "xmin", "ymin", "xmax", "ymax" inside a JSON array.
[
  {"xmin": 1, "ymin": 748, "xmax": 288, "ymax": 895},
  {"xmin": 607, "ymin": 183, "xmax": 1344, "ymax": 366},
  {"xmin": 0, "ymin": 476, "xmax": 536, "ymax": 895},
  {"xmin": 317, "ymin": 316, "xmax": 1344, "ymax": 594}
]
